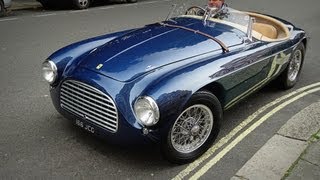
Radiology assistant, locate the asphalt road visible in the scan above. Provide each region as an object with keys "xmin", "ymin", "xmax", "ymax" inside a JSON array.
[{"xmin": 0, "ymin": 0, "xmax": 319, "ymax": 179}]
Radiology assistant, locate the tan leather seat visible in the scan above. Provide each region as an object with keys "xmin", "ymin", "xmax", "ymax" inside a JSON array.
[{"xmin": 253, "ymin": 23, "xmax": 278, "ymax": 39}]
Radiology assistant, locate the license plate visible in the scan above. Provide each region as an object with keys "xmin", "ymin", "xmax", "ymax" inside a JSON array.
[{"xmin": 75, "ymin": 119, "xmax": 95, "ymax": 134}]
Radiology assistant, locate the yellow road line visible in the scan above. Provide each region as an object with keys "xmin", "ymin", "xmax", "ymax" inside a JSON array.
[
  {"xmin": 190, "ymin": 87, "xmax": 320, "ymax": 180},
  {"xmin": 172, "ymin": 82, "xmax": 320, "ymax": 180}
]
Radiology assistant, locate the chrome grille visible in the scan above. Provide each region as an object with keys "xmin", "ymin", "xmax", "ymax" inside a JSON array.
[{"xmin": 60, "ymin": 80, "xmax": 118, "ymax": 133}]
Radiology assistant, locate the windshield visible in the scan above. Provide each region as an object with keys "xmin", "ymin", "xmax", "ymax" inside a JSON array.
[{"xmin": 166, "ymin": 2, "xmax": 250, "ymax": 33}]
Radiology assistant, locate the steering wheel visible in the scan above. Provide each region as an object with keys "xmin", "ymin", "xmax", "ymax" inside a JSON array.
[{"xmin": 185, "ymin": 6, "xmax": 206, "ymax": 16}]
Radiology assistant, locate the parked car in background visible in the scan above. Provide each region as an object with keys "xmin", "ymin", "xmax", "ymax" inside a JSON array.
[
  {"xmin": 0, "ymin": 0, "xmax": 11, "ymax": 16},
  {"xmin": 37, "ymin": 0, "xmax": 137, "ymax": 10}
]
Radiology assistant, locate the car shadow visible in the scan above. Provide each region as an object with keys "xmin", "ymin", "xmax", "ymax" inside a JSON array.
[{"xmin": 57, "ymin": 114, "xmax": 175, "ymax": 168}]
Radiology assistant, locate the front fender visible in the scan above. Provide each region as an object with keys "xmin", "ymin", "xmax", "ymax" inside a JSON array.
[{"xmin": 129, "ymin": 50, "xmax": 239, "ymax": 129}]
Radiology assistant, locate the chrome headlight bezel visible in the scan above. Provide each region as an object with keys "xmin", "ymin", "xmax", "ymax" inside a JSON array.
[
  {"xmin": 42, "ymin": 60, "xmax": 58, "ymax": 84},
  {"xmin": 134, "ymin": 96, "xmax": 160, "ymax": 127}
]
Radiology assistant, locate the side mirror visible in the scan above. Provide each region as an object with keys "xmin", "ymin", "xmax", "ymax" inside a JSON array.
[{"xmin": 247, "ymin": 17, "xmax": 256, "ymax": 41}]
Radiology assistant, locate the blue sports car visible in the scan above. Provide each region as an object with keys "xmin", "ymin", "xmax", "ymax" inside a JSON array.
[{"xmin": 42, "ymin": 6, "xmax": 308, "ymax": 164}]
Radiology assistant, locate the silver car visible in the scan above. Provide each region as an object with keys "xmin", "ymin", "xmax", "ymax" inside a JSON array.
[{"xmin": 0, "ymin": 0, "xmax": 11, "ymax": 16}]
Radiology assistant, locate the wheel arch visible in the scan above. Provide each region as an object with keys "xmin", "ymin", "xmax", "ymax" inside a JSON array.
[
  {"xmin": 302, "ymin": 38, "xmax": 308, "ymax": 52},
  {"xmin": 198, "ymin": 81, "xmax": 226, "ymax": 107}
]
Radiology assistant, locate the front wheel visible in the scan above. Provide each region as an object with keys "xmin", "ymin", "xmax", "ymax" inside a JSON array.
[
  {"xmin": 277, "ymin": 43, "xmax": 305, "ymax": 89},
  {"xmin": 73, "ymin": 0, "xmax": 90, "ymax": 9},
  {"xmin": 161, "ymin": 91, "xmax": 222, "ymax": 164}
]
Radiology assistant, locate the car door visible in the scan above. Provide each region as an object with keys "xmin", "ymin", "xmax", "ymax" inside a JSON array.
[{"xmin": 217, "ymin": 41, "xmax": 274, "ymax": 109}]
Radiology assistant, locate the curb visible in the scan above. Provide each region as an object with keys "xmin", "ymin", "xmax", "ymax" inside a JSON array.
[{"xmin": 231, "ymin": 100, "xmax": 320, "ymax": 180}]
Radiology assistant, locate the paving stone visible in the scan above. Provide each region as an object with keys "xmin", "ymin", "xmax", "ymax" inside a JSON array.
[
  {"xmin": 235, "ymin": 135, "xmax": 307, "ymax": 180},
  {"xmin": 278, "ymin": 101, "xmax": 320, "ymax": 141},
  {"xmin": 286, "ymin": 160, "xmax": 320, "ymax": 180},
  {"xmin": 302, "ymin": 140, "xmax": 320, "ymax": 166}
]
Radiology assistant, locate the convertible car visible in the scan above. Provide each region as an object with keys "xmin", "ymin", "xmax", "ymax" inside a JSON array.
[{"xmin": 42, "ymin": 6, "xmax": 307, "ymax": 164}]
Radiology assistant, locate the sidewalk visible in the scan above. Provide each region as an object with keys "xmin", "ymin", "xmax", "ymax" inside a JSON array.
[
  {"xmin": 231, "ymin": 101, "xmax": 320, "ymax": 180},
  {"xmin": 9, "ymin": 0, "xmax": 42, "ymax": 11},
  {"xmin": 285, "ymin": 132, "xmax": 320, "ymax": 180}
]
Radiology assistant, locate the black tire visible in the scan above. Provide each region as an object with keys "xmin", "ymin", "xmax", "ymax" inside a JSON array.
[
  {"xmin": 126, "ymin": 0, "xmax": 137, "ymax": 3},
  {"xmin": 277, "ymin": 43, "xmax": 305, "ymax": 90},
  {"xmin": 0, "ymin": 0, "xmax": 6, "ymax": 17},
  {"xmin": 161, "ymin": 91, "xmax": 222, "ymax": 164},
  {"xmin": 73, "ymin": 0, "xmax": 90, "ymax": 9}
]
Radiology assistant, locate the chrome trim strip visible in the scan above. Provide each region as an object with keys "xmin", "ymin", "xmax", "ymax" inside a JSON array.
[
  {"xmin": 224, "ymin": 43, "xmax": 299, "ymax": 110},
  {"xmin": 211, "ymin": 42, "xmax": 299, "ymax": 83}
]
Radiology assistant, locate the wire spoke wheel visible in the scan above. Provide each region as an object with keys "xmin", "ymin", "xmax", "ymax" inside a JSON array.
[
  {"xmin": 277, "ymin": 43, "xmax": 305, "ymax": 90},
  {"xmin": 288, "ymin": 49, "xmax": 302, "ymax": 82},
  {"xmin": 162, "ymin": 91, "xmax": 221, "ymax": 164},
  {"xmin": 171, "ymin": 104, "xmax": 214, "ymax": 153}
]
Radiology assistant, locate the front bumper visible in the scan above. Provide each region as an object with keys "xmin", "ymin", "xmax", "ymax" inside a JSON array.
[{"xmin": 49, "ymin": 73, "xmax": 159, "ymax": 145}]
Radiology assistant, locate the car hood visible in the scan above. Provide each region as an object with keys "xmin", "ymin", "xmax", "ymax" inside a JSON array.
[{"xmin": 79, "ymin": 18, "xmax": 245, "ymax": 82}]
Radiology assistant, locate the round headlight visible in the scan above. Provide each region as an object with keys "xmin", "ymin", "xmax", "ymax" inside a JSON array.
[
  {"xmin": 42, "ymin": 60, "xmax": 57, "ymax": 84},
  {"xmin": 134, "ymin": 96, "xmax": 160, "ymax": 126}
]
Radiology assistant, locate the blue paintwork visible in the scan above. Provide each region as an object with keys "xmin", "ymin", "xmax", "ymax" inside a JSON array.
[
  {"xmin": 48, "ymin": 14, "xmax": 307, "ymax": 144},
  {"xmin": 79, "ymin": 18, "xmax": 245, "ymax": 82},
  {"xmin": 48, "ymin": 29, "xmax": 136, "ymax": 86}
]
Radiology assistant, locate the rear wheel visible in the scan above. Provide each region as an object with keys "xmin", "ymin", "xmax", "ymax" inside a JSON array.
[
  {"xmin": 277, "ymin": 43, "xmax": 305, "ymax": 89},
  {"xmin": 73, "ymin": 0, "xmax": 90, "ymax": 9},
  {"xmin": 0, "ymin": 0, "xmax": 6, "ymax": 17},
  {"xmin": 161, "ymin": 91, "xmax": 222, "ymax": 164}
]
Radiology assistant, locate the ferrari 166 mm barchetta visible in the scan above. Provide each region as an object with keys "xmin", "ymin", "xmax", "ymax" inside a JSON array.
[{"xmin": 42, "ymin": 6, "xmax": 308, "ymax": 164}]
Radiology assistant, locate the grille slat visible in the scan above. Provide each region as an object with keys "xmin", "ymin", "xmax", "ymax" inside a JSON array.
[
  {"xmin": 62, "ymin": 85, "xmax": 116, "ymax": 111},
  {"xmin": 67, "ymin": 80, "xmax": 106, "ymax": 97},
  {"xmin": 60, "ymin": 97, "xmax": 117, "ymax": 126},
  {"xmin": 60, "ymin": 80, "xmax": 118, "ymax": 132},
  {"xmin": 61, "ymin": 103, "xmax": 117, "ymax": 132},
  {"xmin": 65, "ymin": 81, "xmax": 113, "ymax": 104},
  {"xmin": 61, "ymin": 89, "xmax": 117, "ymax": 118},
  {"xmin": 61, "ymin": 101, "xmax": 117, "ymax": 129}
]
